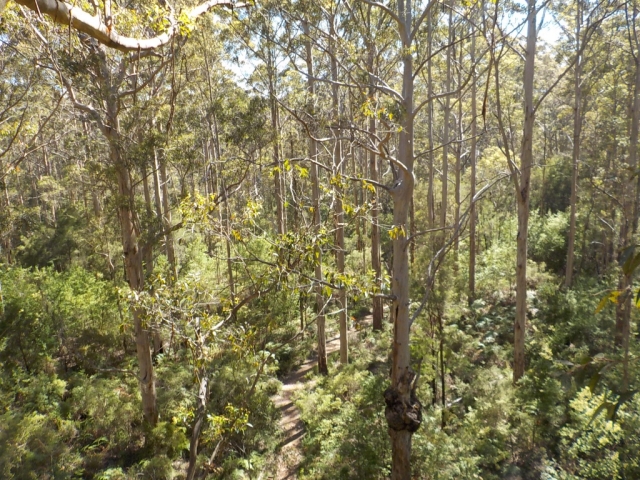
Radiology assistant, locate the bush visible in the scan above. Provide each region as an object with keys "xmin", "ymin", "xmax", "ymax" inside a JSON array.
[{"xmin": 529, "ymin": 210, "xmax": 568, "ymax": 274}]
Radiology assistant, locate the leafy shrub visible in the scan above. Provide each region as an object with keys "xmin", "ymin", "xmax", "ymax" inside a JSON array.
[
  {"xmin": 68, "ymin": 376, "xmax": 141, "ymax": 455},
  {"xmin": 529, "ymin": 210, "xmax": 568, "ymax": 274},
  {"xmin": 557, "ymin": 388, "xmax": 633, "ymax": 479},
  {"xmin": 0, "ymin": 410, "xmax": 82, "ymax": 479},
  {"xmin": 294, "ymin": 332, "xmax": 391, "ymax": 479}
]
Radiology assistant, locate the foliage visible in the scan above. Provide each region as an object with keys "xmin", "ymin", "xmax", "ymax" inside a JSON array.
[
  {"xmin": 295, "ymin": 331, "xmax": 391, "ymax": 479},
  {"xmin": 2, "ymin": 0, "xmax": 640, "ymax": 478}
]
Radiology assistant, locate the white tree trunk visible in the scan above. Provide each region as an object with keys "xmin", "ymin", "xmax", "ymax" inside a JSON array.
[
  {"xmin": 304, "ymin": 20, "xmax": 327, "ymax": 375},
  {"xmin": 565, "ymin": 0, "xmax": 582, "ymax": 288},
  {"xmin": 514, "ymin": 0, "xmax": 537, "ymax": 383},
  {"xmin": 385, "ymin": 2, "xmax": 421, "ymax": 478}
]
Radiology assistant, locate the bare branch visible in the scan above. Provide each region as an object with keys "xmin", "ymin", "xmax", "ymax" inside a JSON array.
[{"xmin": 15, "ymin": 0, "xmax": 246, "ymax": 52}]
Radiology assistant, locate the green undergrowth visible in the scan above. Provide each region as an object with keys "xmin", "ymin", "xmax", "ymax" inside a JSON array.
[
  {"xmin": 292, "ymin": 269, "xmax": 640, "ymax": 479},
  {"xmin": 294, "ymin": 327, "xmax": 392, "ymax": 479},
  {"xmin": 0, "ymin": 262, "xmax": 297, "ymax": 479},
  {"xmin": 1, "ymin": 211, "xmax": 640, "ymax": 479}
]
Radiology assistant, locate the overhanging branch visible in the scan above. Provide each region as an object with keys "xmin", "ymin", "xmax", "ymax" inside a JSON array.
[{"xmin": 15, "ymin": 0, "xmax": 246, "ymax": 52}]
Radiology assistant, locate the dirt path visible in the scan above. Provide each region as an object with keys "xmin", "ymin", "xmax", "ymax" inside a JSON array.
[
  {"xmin": 271, "ymin": 334, "xmax": 340, "ymax": 479},
  {"xmin": 271, "ymin": 316, "xmax": 372, "ymax": 479}
]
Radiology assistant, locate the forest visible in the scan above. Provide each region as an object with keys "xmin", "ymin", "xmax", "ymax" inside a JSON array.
[{"xmin": 0, "ymin": 0, "xmax": 639, "ymax": 478}]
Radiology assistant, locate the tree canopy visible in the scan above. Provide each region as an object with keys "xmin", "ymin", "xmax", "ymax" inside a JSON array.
[{"xmin": 1, "ymin": 0, "xmax": 640, "ymax": 478}]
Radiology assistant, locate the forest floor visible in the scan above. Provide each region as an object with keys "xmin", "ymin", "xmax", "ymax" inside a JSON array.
[{"xmin": 271, "ymin": 315, "xmax": 373, "ymax": 479}]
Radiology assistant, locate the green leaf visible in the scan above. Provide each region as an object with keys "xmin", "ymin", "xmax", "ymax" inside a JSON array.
[
  {"xmin": 588, "ymin": 372, "xmax": 601, "ymax": 394},
  {"xmin": 623, "ymin": 251, "xmax": 640, "ymax": 275},
  {"xmin": 610, "ymin": 390, "xmax": 637, "ymax": 421},
  {"xmin": 595, "ymin": 295, "xmax": 609, "ymax": 314},
  {"xmin": 588, "ymin": 400, "xmax": 613, "ymax": 426},
  {"xmin": 619, "ymin": 245, "xmax": 636, "ymax": 268}
]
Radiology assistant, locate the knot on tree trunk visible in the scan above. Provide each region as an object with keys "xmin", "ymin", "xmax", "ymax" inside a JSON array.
[{"xmin": 384, "ymin": 371, "xmax": 422, "ymax": 433}]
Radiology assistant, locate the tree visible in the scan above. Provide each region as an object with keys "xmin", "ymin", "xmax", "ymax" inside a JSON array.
[
  {"xmin": 469, "ymin": 17, "xmax": 478, "ymax": 302},
  {"xmin": 565, "ymin": 0, "xmax": 584, "ymax": 288},
  {"xmin": 490, "ymin": 0, "xmax": 537, "ymax": 383},
  {"xmin": 57, "ymin": 42, "xmax": 162, "ymax": 425},
  {"xmin": 8, "ymin": 0, "xmax": 249, "ymax": 426},
  {"xmin": 615, "ymin": 0, "xmax": 640, "ymax": 389},
  {"xmin": 356, "ymin": 0, "xmax": 430, "ymax": 475},
  {"xmin": 326, "ymin": 4, "xmax": 349, "ymax": 365},
  {"xmin": 565, "ymin": 0, "xmax": 619, "ymax": 286},
  {"xmin": 514, "ymin": 0, "xmax": 537, "ymax": 383},
  {"xmin": 303, "ymin": 18, "xmax": 329, "ymax": 375},
  {"xmin": 12, "ymin": 0, "xmax": 241, "ymax": 52}
]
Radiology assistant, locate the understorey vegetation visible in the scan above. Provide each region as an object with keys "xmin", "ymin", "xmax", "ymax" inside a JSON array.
[{"xmin": 1, "ymin": 0, "xmax": 640, "ymax": 478}]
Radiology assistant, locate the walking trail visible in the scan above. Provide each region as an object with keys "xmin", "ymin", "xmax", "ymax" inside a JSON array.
[{"xmin": 271, "ymin": 316, "xmax": 372, "ymax": 479}]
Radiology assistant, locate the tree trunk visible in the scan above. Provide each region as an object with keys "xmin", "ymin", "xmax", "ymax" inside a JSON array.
[
  {"xmin": 152, "ymin": 147, "xmax": 164, "ymax": 228},
  {"xmin": 370, "ymin": 126, "xmax": 384, "ymax": 330},
  {"xmin": 514, "ymin": 0, "xmax": 537, "ymax": 383},
  {"xmin": 0, "ymin": 157, "xmax": 11, "ymax": 263},
  {"xmin": 43, "ymin": 147, "xmax": 57, "ymax": 225},
  {"xmin": 427, "ymin": 6, "xmax": 435, "ymax": 233},
  {"xmin": 211, "ymin": 148, "xmax": 236, "ymax": 312},
  {"xmin": 329, "ymin": 16, "xmax": 348, "ymax": 365},
  {"xmin": 384, "ymin": 3, "xmax": 421, "ymax": 478},
  {"xmin": 441, "ymin": 8, "xmax": 453, "ymax": 240},
  {"xmin": 268, "ymin": 47, "xmax": 286, "ymax": 237},
  {"xmin": 143, "ymin": 161, "xmax": 162, "ymax": 359},
  {"xmin": 304, "ymin": 20, "xmax": 327, "ymax": 375},
  {"xmin": 186, "ymin": 376, "xmax": 208, "ymax": 480},
  {"xmin": 631, "ymin": 55, "xmax": 640, "ymax": 236},
  {"xmin": 96, "ymin": 52, "xmax": 158, "ymax": 425},
  {"xmin": 114, "ymin": 151, "xmax": 158, "ymax": 426},
  {"xmin": 71, "ymin": 43, "xmax": 159, "ymax": 427},
  {"xmin": 368, "ymin": 32, "xmax": 383, "ymax": 331},
  {"xmin": 469, "ymin": 28, "xmax": 477, "ymax": 303},
  {"xmin": 617, "ymin": 37, "xmax": 640, "ymax": 388},
  {"xmin": 291, "ymin": 137, "xmax": 300, "ymax": 229},
  {"xmin": 565, "ymin": 0, "xmax": 582, "ymax": 288},
  {"xmin": 410, "ymin": 198, "xmax": 416, "ymax": 264},
  {"xmin": 159, "ymin": 150, "xmax": 177, "ymax": 280},
  {"xmin": 142, "ymin": 165, "xmax": 154, "ymax": 278},
  {"xmin": 454, "ymin": 29, "xmax": 462, "ymax": 267},
  {"xmin": 224, "ymin": 180, "xmax": 236, "ymax": 311}
]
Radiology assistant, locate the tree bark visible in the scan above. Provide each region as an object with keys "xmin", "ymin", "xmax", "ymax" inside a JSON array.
[
  {"xmin": 617, "ymin": 28, "xmax": 640, "ymax": 388},
  {"xmin": 384, "ymin": 3, "xmax": 421, "ymax": 478},
  {"xmin": 142, "ymin": 165, "xmax": 154, "ymax": 279},
  {"xmin": 152, "ymin": 147, "xmax": 164, "ymax": 229},
  {"xmin": 469, "ymin": 26, "xmax": 477, "ymax": 303},
  {"xmin": 370, "ymin": 118, "xmax": 384, "ymax": 330},
  {"xmin": 114, "ymin": 153, "xmax": 158, "ymax": 425},
  {"xmin": 367, "ymin": 23, "xmax": 384, "ymax": 331},
  {"xmin": 223, "ymin": 180, "xmax": 236, "ymax": 311},
  {"xmin": 304, "ymin": 20, "xmax": 327, "ymax": 375},
  {"xmin": 565, "ymin": 0, "xmax": 582, "ymax": 288},
  {"xmin": 427, "ymin": 7, "xmax": 436, "ymax": 233},
  {"xmin": 513, "ymin": 0, "xmax": 537, "ymax": 383},
  {"xmin": 329, "ymin": 14, "xmax": 348, "ymax": 365},
  {"xmin": 440, "ymin": 8, "xmax": 453, "ymax": 242},
  {"xmin": 186, "ymin": 376, "xmax": 208, "ymax": 480},
  {"xmin": 454, "ymin": 28, "xmax": 462, "ymax": 268},
  {"xmin": 159, "ymin": 150, "xmax": 177, "ymax": 280},
  {"xmin": 268, "ymin": 47, "xmax": 286, "ymax": 237}
]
